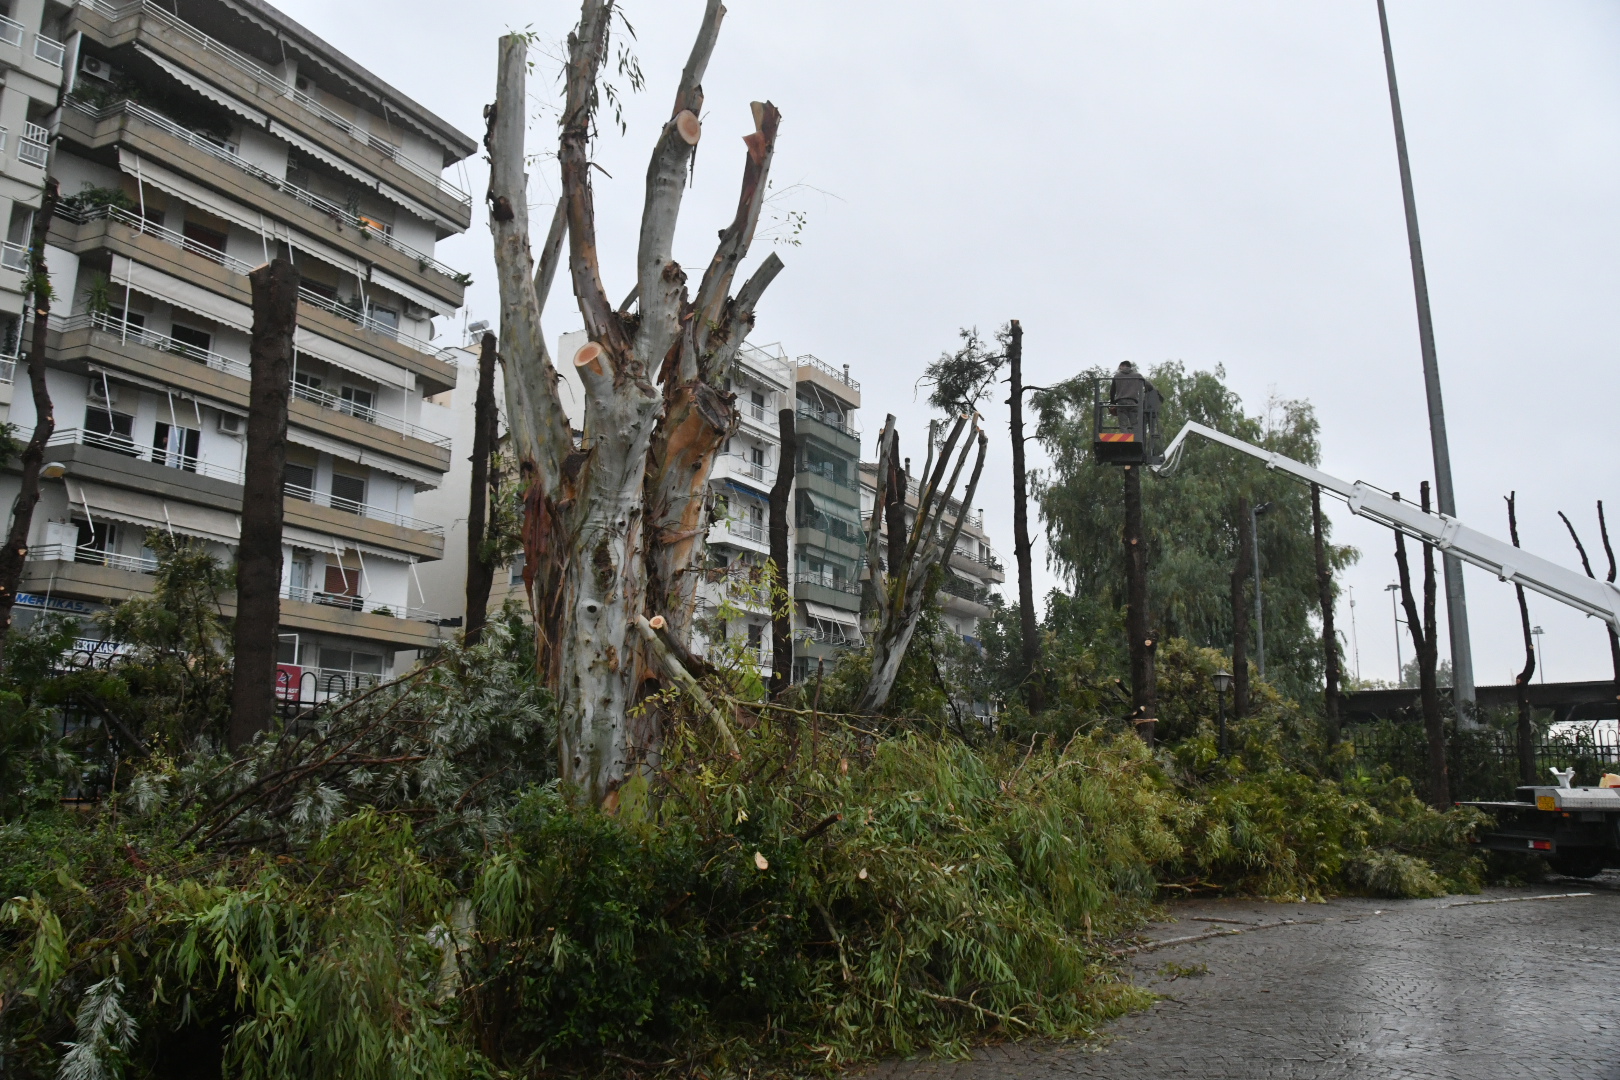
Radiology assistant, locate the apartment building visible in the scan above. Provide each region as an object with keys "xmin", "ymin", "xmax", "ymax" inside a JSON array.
[
  {"xmin": 857, "ymin": 463, "xmax": 1005, "ymax": 645},
  {"xmin": 0, "ymin": 0, "xmax": 70, "ymax": 374},
  {"xmin": 791, "ymin": 355, "xmax": 863, "ymax": 680},
  {"xmin": 0, "ymin": 0, "xmax": 476, "ymax": 695}
]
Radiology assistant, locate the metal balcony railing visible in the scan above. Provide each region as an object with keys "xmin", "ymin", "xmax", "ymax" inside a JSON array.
[
  {"xmin": 29, "ymin": 542, "xmax": 161, "ymax": 573},
  {"xmin": 0, "ymin": 359, "xmax": 15, "ymax": 384},
  {"xmin": 797, "ymin": 353, "xmax": 859, "ymax": 392},
  {"xmin": 725, "ymin": 454, "xmax": 767, "ymax": 482},
  {"xmin": 290, "ymin": 380, "xmax": 451, "ymax": 447},
  {"xmin": 58, "ymin": 311, "xmax": 251, "ymax": 378},
  {"xmin": 17, "ymin": 123, "xmax": 48, "ymax": 168},
  {"xmin": 797, "ymin": 459, "xmax": 860, "ymax": 491},
  {"xmin": 797, "ymin": 574, "xmax": 862, "ymax": 596},
  {"xmin": 72, "ymin": 0, "xmax": 471, "ymax": 206},
  {"xmin": 0, "ymin": 15, "xmax": 23, "ymax": 46},
  {"xmin": 33, "ymin": 33, "xmax": 64, "ymax": 65},
  {"xmin": 282, "ymin": 583, "xmax": 440, "ymax": 623},
  {"xmin": 53, "ymin": 202, "xmax": 455, "ymax": 359},
  {"xmin": 282, "ymin": 483, "xmax": 443, "ymax": 535},
  {"xmin": 49, "ymin": 426, "xmax": 246, "ymax": 483},
  {"xmin": 0, "ymin": 241, "xmax": 28, "ymax": 272},
  {"xmin": 65, "ymin": 99, "xmax": 469, "ymax": 284},
  {"xmin": 726, "ymin": 519, "xmax": 764, "ymax": 543},
  {"xmin": 796, "ymin": 404, "xmax": 858, "ymax": 438},
  {"xmin": 743, "ymin": 399, "xmax": 770, "ymax": 423}
]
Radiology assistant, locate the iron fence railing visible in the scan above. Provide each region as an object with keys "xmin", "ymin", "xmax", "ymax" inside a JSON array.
[
  {"xmin": 1349, "ymin": 723, "xmax": 1620, "ymax": 803},
  {"xmin": 796, "ymin": 352, "xmax": 859, "ymax": 391}
]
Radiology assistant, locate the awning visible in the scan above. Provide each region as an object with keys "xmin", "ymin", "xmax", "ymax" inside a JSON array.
[
  {"xmin": 721, "ymin": 477, "xmax": 768, "ymax": 501},
  {"xmin": 135, "ymin": 45, "xmax": 267, "ymax": 127},
  {"xmin": 799, "ymin": 488, "xmax": 862, "ymax": 527},
  {"xmin": 71, "ymin": 480, "xmax": 241, "ymax": 545},
  {"xmin": 802, "ymin": 600, "xmax": 860, "ymax": 629},
  {"xmin": 283, "ymin": 524, "xmax": 408, "ymax": 563},
  {"xmin": 293, "ymin": 326, "xmax": 412, "ymax": 389},
  {"xmin": 369, "ymin": 266, "xmax": 456, "ymax": 318},
  {"xmin": 111, "ymin": 254, "xmax": 252, "ymax": 331},
  {"xmin": 286, "ymin": 427, "xmax": 440, "ymax": 489},
  {"xmin": 269, "ymin": 119, "xmax": 376, "ymax": 191}
]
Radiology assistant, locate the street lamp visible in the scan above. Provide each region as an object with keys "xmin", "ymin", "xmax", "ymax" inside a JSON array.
[
  {"xmin": 1385, "ymin": 582, "xmax": 1404, "ymax": 682},
  {"xmin": 1532, "ymin": 625, "xmax": 1546, "ymax": 684},
  {"xmin": 1213, "ymin": 669, "xmax": 1234, "ymax": 755},
  {"xmin": 1252, "ymin": 502, "xmax": 1272, "ymax": 678}
]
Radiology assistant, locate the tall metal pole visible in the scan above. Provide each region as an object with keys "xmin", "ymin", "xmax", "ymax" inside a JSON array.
[
  {"xmin": 1252, "ymin": 501, "xmax": 1269, "ymax": 679},
  {"xmin": 1376, "ymin": 0, "xmax": 1477, "ymax": 719}
]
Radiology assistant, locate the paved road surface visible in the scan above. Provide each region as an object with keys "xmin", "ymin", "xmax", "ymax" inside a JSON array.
[{"xmin": 864, "ymin": 874, "xmax": 1620, "ymax": 1080}]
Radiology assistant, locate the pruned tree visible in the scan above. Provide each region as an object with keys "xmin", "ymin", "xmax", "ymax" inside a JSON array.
[
  {"xmin": 1507, "ymin": 492, "xmax": 1536, "ymax": 785},
  {"xmin": 464, "ymin": 331, "xmax": 499, "ymax": 645},
  {"xmin": 228, "ymin": 258, "xmax": 298, "ymax": 750},
  {"xmin": 767, "ymin": 407, "xmax": 796, "ymax": 697},
  {"xmin": 1311, "ymin": 483, "xmax": 1341, "ymax": 742},
  {"xmin": 485, "ymin": 3, "xmax": 784, "ymax": 804},
  {"xmin": 1394, "ymin": 482, "xmax": 1447, "ymax": 808},
  {"xmin": 858, "ymin": 413, "xmax": 988, "ymax": 714},
  {"xmin": 1557, "ymin": 504, "xmax": 1620, "ymax": 712},
  {"xmin": 1122, "ymin": 460, "xmax": 1157, "ymax": 744},
  {"xmin": 921, "ymin": 322, "xmax": 1043, "ymax": 709},
  {"xmin": 0, "ymin": 179, "xmax": 61, "ymax": 650}
]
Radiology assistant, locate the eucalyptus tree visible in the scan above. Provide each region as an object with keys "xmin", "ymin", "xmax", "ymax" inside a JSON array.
[{"xmin": 485, "ymin": 1, "xmax": 784, "ymax": 804}]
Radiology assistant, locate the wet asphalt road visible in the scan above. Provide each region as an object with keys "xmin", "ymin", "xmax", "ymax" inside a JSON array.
[{"xmin": 865, "ymin": 873, "xmax": 1620, "ymax": 1080}]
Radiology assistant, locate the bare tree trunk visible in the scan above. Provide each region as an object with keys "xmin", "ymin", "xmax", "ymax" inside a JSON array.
[
  {"xmin": 1557, "ymin": 507, "xmax": 1620, "ymax": 718},
  {"xmin": 1124, "ymin": 463, "xmax": 1156, "ymax": 745},
  {"xmin": 857, "ymin": 414, "xmax": 987, "ymax": 714},
  {"xmin": 1006, "ymin": 319, "xmax": 1042, "ymax": 712},
  {"xmin": 1395, "ymin": 485, "xmax": 1448, "ymax": 807},
  {"xmin": 0, "ymin": 179, "xmax": 61, "ymax": 648},
  {"xmin": 1312, "ymin": 483, "xmax": 1341, "ymax": 742},
  {"xmin": 485, "ymin": 5, "xmax": 785, "ymax": 804},
  {"xmin": 228, "ymin": 258, "xmax": 298, "ymax": 750},
  {"xmin": 1507, "ymin": 492, "xmax": 1537, "ymax": 786},
  {"xmin": 767, "ymin": 407, "xmax": 795, "ymax": 697},
  {"xmin": 465, "ymin": 332, "xmax": 499, "ymax": 645},
  {"xmin": 1231, "ymin": 495, "xmax": 1251, "ymax": 719}
]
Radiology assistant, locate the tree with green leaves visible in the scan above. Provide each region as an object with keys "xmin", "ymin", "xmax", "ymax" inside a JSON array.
[{"xmin": 1033, "ymin": 362, "xmax": 1355, "ymax": 705}]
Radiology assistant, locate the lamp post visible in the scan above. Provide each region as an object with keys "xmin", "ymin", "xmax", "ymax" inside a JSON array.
[
  {"xmin": 1386, "ymin": 582, "xmax": 1404, "ymax": 682},
  {"xmin": 1252, "ymin": 501, "xmax": 1272, "ymax": 678},
  {"xmin": 1532, "ymin": 625, "xmax": 1545, "ymax": 684},
  {"xmin": 1214, "ymin": 669, "xmax": 1234, "ymax": 756}
]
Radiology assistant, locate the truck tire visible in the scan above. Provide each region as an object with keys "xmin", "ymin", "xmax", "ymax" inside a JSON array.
[{"xmin": 1548, "ymin": 856, "xmax": 1605, "ymax": 879}]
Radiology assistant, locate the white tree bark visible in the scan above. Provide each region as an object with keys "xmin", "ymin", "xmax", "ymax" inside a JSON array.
[{"xmin": 486, "ymin": 1, "xmax": 785, "ymax": 804}]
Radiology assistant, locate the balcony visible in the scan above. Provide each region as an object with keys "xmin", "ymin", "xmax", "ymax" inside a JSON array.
[
  {"xmin": 50, "ymin": 425, "xmax": 245, "ymax": 484},
  {"xmin": 51, "ymin": 203, "xmax": 457, "ymax": 383},
  {"xmin": 282, "ymin": 483, "xmax": 441, "ymax": 535},
  {"xmin": 62, "ymin": 98, "xmax": 469, "ymax": 296},
  {"xmin": 17, "ymin": 123, "xmax": 48, "ymax": 168},
  {"xmin": 282, "ymin": 583, "xmax": 439, "ymax": 624},
  {"xmin": 34, "ymin": 33, "xmax": 64, "ymax": 66},
  {"xmin": 70, "ymin": 0, "xmax": 472, "ymax": 221},
  {"xmin": 793, "ymin": 575, "xmax": 862, "ymax": 612},
  {"xmin": 0, "ymin": 15, "xmax": 22, "ymax": 47},
  {"xmin": 798, "ymin": 353, "xmax": 859, "ymax": 392},
  {"xmin": 30, "ymin": 542, "xmax": 160, "ymax": 574},
  {"xmin": 726, "ymin": 518, "xmax": 765, "ymax": 544}
]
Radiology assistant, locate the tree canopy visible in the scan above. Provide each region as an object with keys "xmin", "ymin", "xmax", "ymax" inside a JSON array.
[{"xmin": 1033, "ymin": 362, "xmax": 1356, "ymax": 702}]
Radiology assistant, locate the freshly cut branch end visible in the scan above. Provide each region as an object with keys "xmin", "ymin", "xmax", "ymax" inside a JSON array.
[
  {"xmin": 675, "ymin": 110, "xmax": 702, "ymax": 145},
  {"xmin": 573, "ymin": 341, "xmax": 605, "ymax": 374}
]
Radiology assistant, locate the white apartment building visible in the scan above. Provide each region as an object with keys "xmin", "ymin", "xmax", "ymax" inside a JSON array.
[{"xmin": 0, "ymin": 0, "xmax": 476, "ymax": 696}]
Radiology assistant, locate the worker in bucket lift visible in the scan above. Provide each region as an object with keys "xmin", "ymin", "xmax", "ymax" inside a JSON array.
[{"xmin": 1108, "ymin": 361, "xmax": 1140, "ymax": 414}]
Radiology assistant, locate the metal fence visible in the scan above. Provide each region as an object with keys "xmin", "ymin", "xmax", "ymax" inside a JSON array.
[{"xmin": 1349, "ymin": 723, "xmax": 1620, "ymax": 803}]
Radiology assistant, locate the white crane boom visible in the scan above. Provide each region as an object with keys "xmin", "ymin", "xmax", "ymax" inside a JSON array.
[{"xmin": 1153, "ymin": 421, "xmax": 1620, "ymax": 633}]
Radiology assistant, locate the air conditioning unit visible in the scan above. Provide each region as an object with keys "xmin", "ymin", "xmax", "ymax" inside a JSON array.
[
  {"xmin": 79, "ymin": 55, "xmax": 119, "ymax": 84},
  {"xmin": 217, "ymin": 412, "xmax": 244, "ymax": 435},
  {"xmin": 88, "ymin": 381, "xmax": 117, "ymax": 405}
]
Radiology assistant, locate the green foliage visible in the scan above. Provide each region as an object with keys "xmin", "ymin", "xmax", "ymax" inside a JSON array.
[
  {"xmin": 920, "ymin": 326, "xmax": 1008, "ymax": 414},
  {"xmin": 1032, "ymin": 362, "xmax": 1356, "ymax": 703}
]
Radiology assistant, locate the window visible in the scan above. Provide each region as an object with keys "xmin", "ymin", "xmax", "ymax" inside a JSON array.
[
  {"xmin": 181, "ymin": 221, "xmax": 228, "ymax": 261},
  {"xmin": 276, "ymin": 634, "xmax": 300, "ymax": 665},
  {"xmin": 330, "ymin": 473, "xmax": 367, "ymax": 513},
  {"xmin": 320, "ymin": 648, "xmax": 383, "ymax": 676},
  {"xmin": 169, "ymin": 323, "xmax": 212, "ymax": 357},
  {"xmin": 111, "ymin": 309, "xmax": 146, "ymax": 331},
  {"xmin": 284, "ymin": 463, "xmax": 314, "ymax": 497},
  {"xmin": 288, "ymin": 554, "xmax": 311, "ymax": 596},
  {"xmin": 73, "ymin": 518, "xmax": 115, "ymax": 557},
  {"xmin": 747, "ymin": 623, "xmax": 763, "ymax": 648},
  {"xmin": 365, "ymin": 305, "xmax": 399, "ymax": 336},
  {"xmin": 508, "ymin": 551, "xmax": 525, "ymax": 585},
  {"xmin": 320, "ymin": 564, "xmax": 361, "ymax": 609},
  {"xmin": 750, "ymin": 445, "xmax": 765, "ymax": 467},
  {"xmin": 339, "ymin": 385, "xmax": 375, "ymax": 421},
  {"xmin": 152, "ymin": 422, "xmax": 200, "ymax": 471},
  {"xmin": 300, "ymin": 279, "xmax": 338, "ymax": 301},
  {"xmin": 84, "ymin": 408, "xmax": 135, "ymax": 455}
]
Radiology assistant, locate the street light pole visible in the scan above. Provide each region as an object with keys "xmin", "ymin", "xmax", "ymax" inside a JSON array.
[
  {"xmin": 1376, "ymin": 0, "xmax": 1477, "ymax": 718},
  {"xmin": 1252, "ymin": 501, "xmax": 1272, "ymax": 679},
  {"xmin": 1532, "ymin": 625, "xmax": 1546, "ymax": 684},
  {"xmin": 1214, "ymin": 669, "xmax": 1234, "ymax": 756},
  {"xmin": 1386, "ymin": 582, "xmax": 1404, "ymax": 681}
]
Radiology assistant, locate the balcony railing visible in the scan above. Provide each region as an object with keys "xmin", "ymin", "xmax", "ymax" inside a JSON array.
[
  {"xmin": 0, "ymin": 358, "xmax": 15, "ymax": 384},
  {"xmin": 0, "ymin": 15, "xmax": 22, "ymax": 46},
  {"xmin": 726, "ymin": 519, "xmax": 764, "ymax": 543},
  {"xmin": 72, "ymin": 0, "xmax": 471, "ymax": 206},
  {"xmin": 52, "ymin": 202, "xmax": 454, "ymax": 359},
  {"xmin": 290, "ymin": 380, "xmax": 451, "ymax": 447},
  {"xmin": 282, "ymin": 583, "xmax": 440, "ymax": 623},
  {"xmin": 65, "ymin": 98, "xmax": 468, "ymax": 284},
  {"xmin": 49, "ymin": 425, "xmax": 246, "ymax": 483},
  {"xmin": 33, "ymin": 33, "xmax": 64, "ymax": 65},
  {"xmin": 0, "ymin": 241, "xmax": 27, "ymax": 272},
  {"xmin": 724, "ymin": 454, "xmax": 767, "ymax": 482},
  {"xmin": 797, "ymin": 574, "xmax": 862, "ymax": 596},
  {"xmin": 17, "ymin": 123, "xmax": 48, "ymax": 168},
  {"xmin": 796, "ymin": 405, "xmax": 858, "ymax": 438},
  {"xmin": 283, "ymin": 483, "xmax": 443, "ymax": 535},
  {"xmin": 797, "ymin": 460, "xmax": 860, "ymax": 492},
  {"xmin": 29, "ymin": 542, "xmax": 160, "ymax": 573},
  {"xmin": 743, "ymin": 399, "xmax": 770, "ymax": 424},
  {"xmin": 797, "ymin": 353, "xmax": 860, "ymax": 392}
]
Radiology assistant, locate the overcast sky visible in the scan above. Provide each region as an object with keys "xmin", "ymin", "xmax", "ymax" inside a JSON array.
[{"xmin": 279, "ymin": 0, "xmax": 1620, "ymax": 689}]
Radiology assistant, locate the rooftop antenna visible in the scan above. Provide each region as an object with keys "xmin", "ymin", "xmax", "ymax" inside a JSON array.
[{"xmin": 1376, "ymin": 0, "xmax": 1476, "ymax": 720}]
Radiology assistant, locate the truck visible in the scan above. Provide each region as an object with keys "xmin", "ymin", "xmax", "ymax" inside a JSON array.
[{"xmin": 1461, "ymin": 771, "xmax": 1620, "ymax": 879}]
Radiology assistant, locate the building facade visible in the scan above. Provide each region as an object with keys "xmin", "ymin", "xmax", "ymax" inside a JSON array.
[{"xmin": 0, "ymin": 0, "xmax": 476, "ymax": 695}]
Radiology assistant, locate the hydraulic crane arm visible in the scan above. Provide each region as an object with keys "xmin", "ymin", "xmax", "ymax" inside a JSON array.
[{"xmin": 1153, "ymin": 421, "xmax": 1620, "ymax": 633}]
